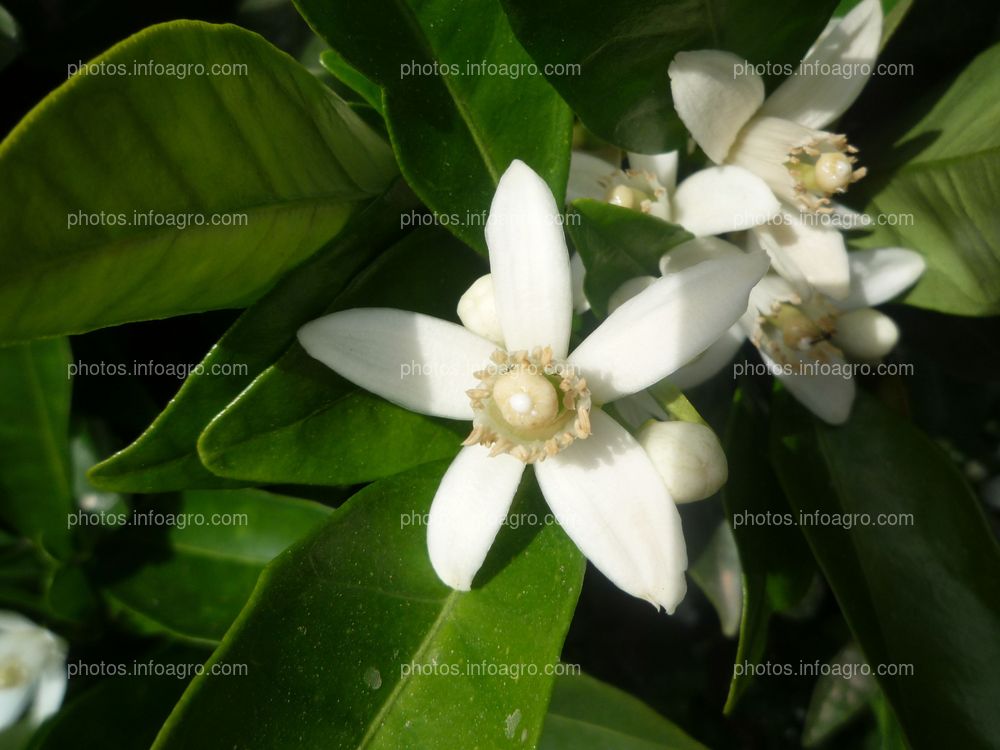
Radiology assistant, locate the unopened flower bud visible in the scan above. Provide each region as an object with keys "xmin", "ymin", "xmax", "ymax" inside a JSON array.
[
  {"xmin": 457, "ymin": 274, "xmax": 504, "ymax": 345},
  {"xmin": 833, "ymin": 308, "xmax": 899, "ymax": 361},
  {"xmin": 637, "ymin": 421, "xmax": 728, "ymax": 503}
]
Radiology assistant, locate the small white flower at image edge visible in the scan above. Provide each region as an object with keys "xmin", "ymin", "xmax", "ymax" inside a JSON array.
[{"xmin": 0, "ymin": 611, "xmax": 67, "ymax": 736}]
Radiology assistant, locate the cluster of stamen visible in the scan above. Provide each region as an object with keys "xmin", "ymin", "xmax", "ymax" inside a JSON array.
[
  {"xmin": 464, "ymin": 347, "xmax": 592, "ymax": 463},
  {"xmin": 752, "ymin": 294, "xmax": 844, "ymax": 371},
  {"xmin": 786, "ymin": 134, "xmax": 866, "ymax": 212},
  {"xmin": 599, "ymin": 169, "xmax": 669, "ymax": 218}
]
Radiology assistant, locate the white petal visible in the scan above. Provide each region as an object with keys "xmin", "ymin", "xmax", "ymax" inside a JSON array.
[
  {"xmin": 839, "ymin": 247, "xmax": 926, "ymax": 310},
  {"xmin": 760, "ymin": 0, "xmax": 883, "ymax": 129},
  {"xmin": 667, "ymin": 323, "xmax": 747, "ymax": 390},
  {"xmin": 608, "ymin": 276, "xmax": 657, "ymax": 314},
  {"xmin": 567, "ymin": 152, "xmax": 617, "ymax": 203},
  {"xmin": 535, "ymin": 410, "xmax": 687, "ymax": 611},
  {"xmin": 751, "ymin": 209, "xmax": 851, "ymax": 299},
  {"xmin": 628, "ymin": 151, "xmax": 679, "ymax": 192},
  {"xmin": 659, "ymin": 236, "xmax": 746, "ymax": 276},
  {"xmin": 672, "ymin": 166, "xmax": 780, "ymax": 236},
  {"xmin": 29, "ymin": 651, "xmax": 67, "ymax": 726},
  {"xmin": 727, "ymin": 116, "xmax": 816, "ymax": 207},
  {"xmin": 0, "ymin": 612, "xmax": 34, "ymax": 633},
  {"xmin": 427, "ymin": 446, "xmax": 525, "ymax": 591},
  {"xmin": 765, "ymin": 350, "xmax": 856, "ymax": 425},
  {"xmin": 833, "ymin": 308, "xmax": 900, "ymax": 361},
  {"xmin": 637, "ymin": 421, "xmax": 728, "ymax": 504},
  {"xmin": 748, "ymin": 273, "xmax": 801, "ymax": 314},
  {"xmin": 486, "ymin": 160, "xmax": 574, "ymax": 357},
  {"xmin": 457, "ymin": 275, "xmax": 505, "ymax": 346},
  {"xmin": 669, "ymin": 51, "xmax": 765, "ymax": 163},
  {"xmin": 570, "ymin": 252, "xmax": 591, "ymax": 313},
  {"xmin": 297, "ymin": 308, "xmax": 496, "ymax": 420},
  {"xmin": 571, "ymin": 252, "xmax": 769, "ymax": 403},
  {"xmin": 0, "ymin": 684, "xmax": 30, "ymax": 730}
]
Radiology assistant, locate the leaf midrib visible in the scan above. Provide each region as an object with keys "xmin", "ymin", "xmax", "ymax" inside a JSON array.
[
  {"xmin": 387, "ymin": 0, "xmax": 501, "ymax": 183},
  {"xmin": 355, "ymin": 590, "xmax": 459, "ymax": 749}
]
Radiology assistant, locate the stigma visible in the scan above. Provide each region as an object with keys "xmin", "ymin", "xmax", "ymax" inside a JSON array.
[{"xmin": 464, "ymin": 347, "xmax": 592, "ymax": 463}]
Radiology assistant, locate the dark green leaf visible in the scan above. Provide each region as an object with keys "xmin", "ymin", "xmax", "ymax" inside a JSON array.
[
  {"xmin": 99, "ymin": 489, "xmax": 331, "ymax": 644},
  {"xmin": 293, "ymin": 0, "xmax": 572, "ymax": 253},
  {"xmin": 770, "ymin": 389, "xmax": 1000, "ymax": 748},
  {"xmin": 567, "ymin": 199, "xmax": 692, "ymax": 318},
  {"xmin": 540, "ymin": 673, "xmax": 708, "ymax": 750},
  {"xmin": 88, "ymin": 181, "xmax": 418, "ymax": 493},
  {"xmin": 0, "ymin": 21, "xmax": 396, "ymax": 342},
  {"xmin": 320, "ymin": 48, "xmax": 382, "ymax": 113},
  {"xmin": 196, "ymin": 227, "xmax": 485, "ymax": 486},
  {"xmin": 0, "ymin": 339, "xmax": 73, "ymax": 558},
  {"xmin": 500, "ymin": 0, "xmax": 839, "ymax": 152},
  {"xmin": 722, "ymin": 389, "xmax": 813, "ymax": 712},
  {"xmin": 152, "ymin": 463, "xmax": 585, "ymax": 749}
]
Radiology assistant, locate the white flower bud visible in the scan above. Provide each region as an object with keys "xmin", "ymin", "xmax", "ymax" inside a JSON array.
[
  {"xmin": 637, "ymin": 421, "xmax": 728, "ymax": 503},
  {"xmin": 0, "ymin": 612, "xmax": 67, "ymax": 732},
  {"xmin": 456, "ymin": 274, "xmax": 505, "ymax": 345},
  {"xmin": 833, "ymin": 307, "xmax": 899, "ymax": 361}
]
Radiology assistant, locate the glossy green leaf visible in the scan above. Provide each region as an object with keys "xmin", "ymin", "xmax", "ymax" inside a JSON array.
[
  {"xmin": 196, "ymin": 227, "xmax": 485, "ymax": 486},
  {"xmin": 567, "ymin": 199, "xmax": 692, "ymax": 318},
  {"xmin": 0, "ymin": 20, "xmax": 396, "ymax": 342},
  {"xmin": 88, "ymin": 182, "xmax": 418, "ymax": 493},
  {"xmin": 722, "ymin": 389, "xmax": 813, "ymax": 712},
  {"xmin": 320, "ymin": 48, "xmax": 382, "ymax": 114},
  {"xmin": 152, "ymin": 462, "xmax": 586, "ymax": 749},
  {"xmin": 27, "ymin": 644, "xmax": 210, "ymax": 750},
  {"xmin": 98, "ymin": 489, "xmax": 331, "ymax": 644},
  {"xmin": 0, "ymin": 339, "xmax": 73, "ymax": 558},
  {"xmin": 770, "ymin": 389, "xmax": 1000, "ymax": 748},
  {"xmin": 540, "ymin": 673, "xmax": 708, "ymax": 750},
  {"xmin": 293, "ymin": 0, "xmax": 572, "ymax": 253},
  {"xmin": 500, "ymin": 0, "xmax": 839, "ymax": 153},
  {"xmin": 863, "ymin": 43, "xmax": 1000, "ymax": 315}
]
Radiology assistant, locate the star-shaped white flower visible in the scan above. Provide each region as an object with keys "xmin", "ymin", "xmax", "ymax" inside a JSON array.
[
  {"xmin": 668, "ymin": 0, "xmax": 883, "ymax": 298},
  {"xmin": 0, "ymin": 611, "xmax": 67, "ymax": 734},
  {"xmin": 650, "ymin": 238, "xmax": 925, "ymax": 424},
  {"xmin": 299, "ymin": 160, "xmax": 768, "ymax": 611}
]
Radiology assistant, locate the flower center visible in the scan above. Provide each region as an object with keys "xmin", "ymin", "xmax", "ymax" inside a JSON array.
[
  {"xmin": 493, "ymin": 369, "xmax": 559, "ymax": 429},
  {"xmin": 813, "ymin": 152, "xmax": 854, "ymax": 192},
  {"xmin": 0, "ymin": 660, "xmax": 27, "ymax": 688},
  {"xmin": 786, "ymin": 134, "xmax": 866, "ymax": 212},
  {"xmin": 605, "ymin": 184, "xmax": 651, "ymax": 210},
  {"xmin": 465, "ymin": 347, "xmax": 592, "ymax": 463},
  {"xmin": 596, "ymin": 169, "xmax": 670, "ymax": 220},
  {"xmin": 753, "ymin": 298, "xmax": 844, "ymax": 370}
]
